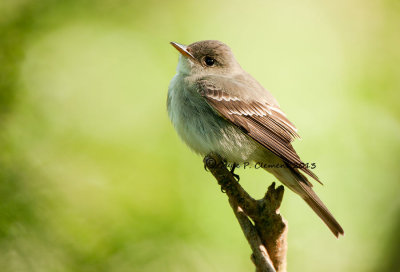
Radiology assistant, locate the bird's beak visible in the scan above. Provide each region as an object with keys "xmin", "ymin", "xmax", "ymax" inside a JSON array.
[{"xmin": 170, "ymin": 42, "xmax": 195, "ymax": 60}]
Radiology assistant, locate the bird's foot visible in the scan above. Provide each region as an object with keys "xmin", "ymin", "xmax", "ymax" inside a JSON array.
[
  {"xmin": 232, "ymin": 173, "xmax": 240, "ymax": 182},
  {"xmin": 230, "ymin": 163, "xmax": 240, "ymax": 182}
]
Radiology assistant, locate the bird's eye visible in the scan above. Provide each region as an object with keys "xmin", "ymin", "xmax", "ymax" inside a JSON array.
[{"xmin": 204, "ymin": 56, "xmax": 215, "ymax": 66}]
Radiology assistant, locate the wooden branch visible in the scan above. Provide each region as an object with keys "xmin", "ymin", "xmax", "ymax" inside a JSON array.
[{"xmin": 203, "ymin": 153, "xmax": 288, "ymax": 272}]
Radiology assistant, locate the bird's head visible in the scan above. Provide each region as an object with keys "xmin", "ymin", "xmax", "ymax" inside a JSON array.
[{"xmin": 170, "ymin": 40, "xmax": 242, "ymax": 76}]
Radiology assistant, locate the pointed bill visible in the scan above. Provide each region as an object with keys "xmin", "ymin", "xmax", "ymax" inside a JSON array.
[{"xmin": 170, "ymin": 42, "xmax": 195, "ymax": 60}]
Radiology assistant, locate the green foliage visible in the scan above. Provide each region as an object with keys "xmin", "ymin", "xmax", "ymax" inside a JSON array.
[{"xmin": 0, "ymin": 1, "xmax": 399, "ymax": 271}]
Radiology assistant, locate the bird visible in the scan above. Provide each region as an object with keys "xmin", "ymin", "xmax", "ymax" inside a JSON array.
[{"xmin": 167, "ymin": 40, "xmax": 344, "ymax": 237}]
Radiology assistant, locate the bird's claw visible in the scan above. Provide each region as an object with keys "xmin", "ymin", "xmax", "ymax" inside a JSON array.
[
  {"xmin": 230, "ymin": 163, "xmax": 240, "ymax": 182},
  {"xmin": 232, "ymin": 173, "xmax": 240, "ymax": 182}
]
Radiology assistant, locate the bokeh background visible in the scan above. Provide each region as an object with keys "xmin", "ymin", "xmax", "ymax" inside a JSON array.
[{"xmin": 1, "ymin": 0, "xmax": 399, "ymax": 271}]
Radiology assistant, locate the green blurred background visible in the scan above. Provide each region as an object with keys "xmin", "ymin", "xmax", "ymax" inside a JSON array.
[{"xmin": 1, "ymin": 0, "xmax": 399, "ymax": 271}]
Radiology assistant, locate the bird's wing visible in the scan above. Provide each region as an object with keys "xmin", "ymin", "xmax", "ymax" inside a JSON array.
[{"xmin": 197, "ymin": 77, "xmax": 321, "ymax": 184}]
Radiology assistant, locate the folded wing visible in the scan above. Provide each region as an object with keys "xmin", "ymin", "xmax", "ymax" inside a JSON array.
[{"xmin": 197, "ymin": 78, "xmax": 321, "ymax": 184}]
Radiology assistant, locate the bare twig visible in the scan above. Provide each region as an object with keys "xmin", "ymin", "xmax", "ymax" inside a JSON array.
[{"xmin": 204, "ymin": 153, "xmax": 288, "ymax": 272}]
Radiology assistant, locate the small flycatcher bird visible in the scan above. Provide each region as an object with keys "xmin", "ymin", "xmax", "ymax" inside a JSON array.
[{"xmin": 167, "ymin": 40, "xmax": 344, "ymax": 237}]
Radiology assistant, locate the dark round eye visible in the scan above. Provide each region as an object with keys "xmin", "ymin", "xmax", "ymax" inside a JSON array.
[{"xmin": 204, "ymin": 56, "xmax": 215, "ymax": 66}]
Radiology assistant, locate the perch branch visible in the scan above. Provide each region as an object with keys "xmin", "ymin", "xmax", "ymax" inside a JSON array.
[{"xmin": 203, "ymin": 153, "xmax": 288, "ymax": 272}]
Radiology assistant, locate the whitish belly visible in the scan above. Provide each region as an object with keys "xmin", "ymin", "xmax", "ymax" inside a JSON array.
[{"xmin": 167, "ymin": 78, "xmax": 265, "ymax": 163}]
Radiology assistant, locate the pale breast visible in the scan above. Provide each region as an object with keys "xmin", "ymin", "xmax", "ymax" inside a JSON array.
[{"xmin": 167, "ymin": 74, "xmax": 263, "ymax": 163}]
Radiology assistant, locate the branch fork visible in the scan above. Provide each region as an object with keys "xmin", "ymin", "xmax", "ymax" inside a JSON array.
[{"xmin": 204, "ymin": 153, "xmax": 288, "ymax": 272}]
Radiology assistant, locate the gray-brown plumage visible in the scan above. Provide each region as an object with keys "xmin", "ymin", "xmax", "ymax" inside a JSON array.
[{"xmin": 168, "ymin": 40, "xmax": 344, "ymax": 237}]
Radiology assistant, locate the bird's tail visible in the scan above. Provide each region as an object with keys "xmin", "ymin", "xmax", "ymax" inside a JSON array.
[
  {"xmin": 299, "ymin": 182, "xmax": 344, "ymax": 237},
  {"xmin": 266, "ymin": 166, "xmax": 344, "ymax": 237}
]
